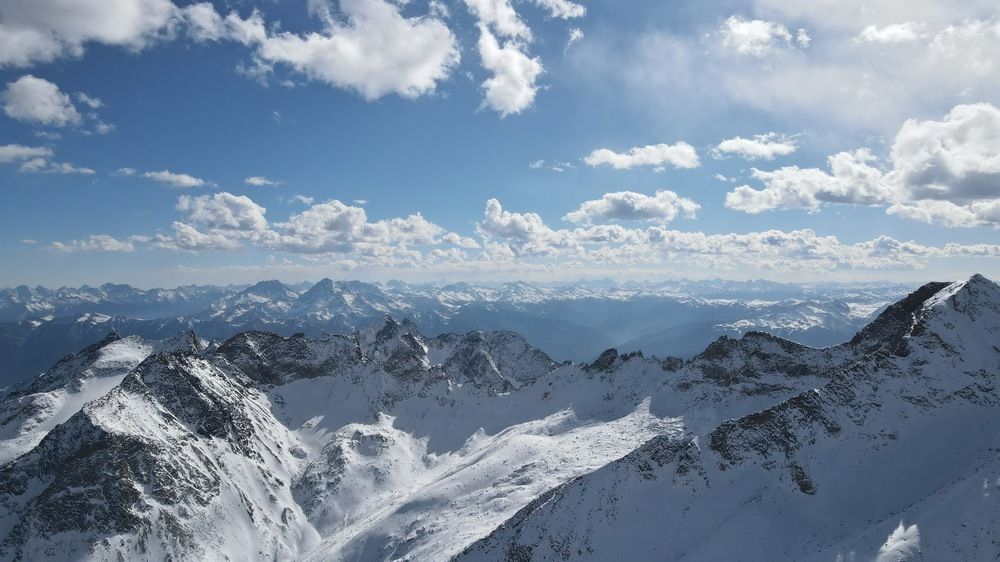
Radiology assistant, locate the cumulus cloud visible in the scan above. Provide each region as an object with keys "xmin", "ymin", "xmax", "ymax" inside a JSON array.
[
  {"xmin": 462, "ymin": 0, "xmax": 545, "ymax": 116},
  {"xmin": 0, "ymin": 0, "xmax": 178, "ymax": 67},
  {"xmin": 563, "ymin": 190, "xmax": 700, "ymax": 225},
  {"xmin": 47, "ymin": 191, "xmax": 1000, "ymax": 273},
  {"xmin": 0, "ymin": 144, "xmax": 52, "ymax": 163},
  {"xmin": 725, "ymin": 149, "xmax": 890, "ymax": 213},
  {"xmin": 714, "ymin": 133, "xmax": 798, "ymax": 160},
  {"xmin": 584, "ymin": 142, "xmax": 700, "ymax": 170},
  {"xmin": 478, "ymin": 198, "xmax": 574, "ymax": 255},
  {"xmin": 443, "ymin": 232, "xmax": 481, "ymax": 248},
  {"xmin": 724, "ymin": 103, "xmax": 1000, "ymax": 227},
  {"xmin": 142, "ymin": 169, "xmax": 211, "ymax": 188},
  {"xmin": 857, "ymin": 22, "xmax": 926, "ymax": 44},
  {"xmin": 192, "ymin": 0, "xmax": 460, "ymax": 101},
  {"xmin": 720, "ymin": 16, "xmax": 793, "ymax": 57},
  {"xmin": 888, "ymin": 103, "xmax": 1000, "ymax": 203},
  {"xmin": 475, "ymin": 24, "xmax": 543, "ymax": 116},
  {"xmin": 464, "ymin": 0, "xmax": 532, "ymax": 41},
  {"xmin": 477, "ymin": 198, "xmax": 1000, "ymax": 271},
  {"xmin": 2, "ymin": 75, "xmax": 82, "ymax": 126},
  {"xmin": 245, "ymin": 176, "xmax": 282, "ymax": 187},
  {"xmin": 177, "ymin": 192, "xmax": 268, "ymax": 234},
  {"xmin": 152, "ymin": 192, "xmax": 269, "ymax": 251},
  {"xmin": 267, "ymin": 199, "xmax": 444, "ymax": 257}
]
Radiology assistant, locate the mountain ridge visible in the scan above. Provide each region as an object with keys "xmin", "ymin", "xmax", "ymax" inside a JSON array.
[{"xmin": 0, "ymin": 275, "xmax": 995, "ymax": 560}]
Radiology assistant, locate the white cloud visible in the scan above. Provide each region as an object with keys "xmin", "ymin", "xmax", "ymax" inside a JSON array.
[
  {"xmin": 115, "ymin": 167, "xmax": 137, "ymax": 176},
  {"xmin": 886, "ymin": 200, "xmax": 997, "ymax": 228},
  {"xmin": 51, "ymin": 235, "xmax": 136, "ymax": 253},
  {"xmin": 245, "ymin": 175, "xmax": 282, "ymax": 187},
  {"xmin": 566, "ymin": 27, "xmax": 584, "ymax": 50},
  {"xmin": 531, "ymin": 0, "xmax": 585, "ymax": 19},
  {"xmin": 857, "ymin": 22, "xmax": 926, "ymax": 44},
  {"xmin": 888, "ymin": 103, "xmax": 1000, "ymax": 202},
  {"xmin": 46, "ymin": 191, "xmax": 1000, "ymax": 273},
  {"xmin": 177, "ymin": 192, "xmax": 268, "ymax": 233},
  {"xmin": 2, "ymin": 75, "xmax": 82, "ymax": 126},
  {"xmin": 882, "ymin": 102, "xmax": 1000, "ymax": 226},
  {"xmin": 478, "ymin": 198, "xmax": 574, "ymax": 256},
  {"xmin": 476, "ymin": 198, "xmax": 999, "ymax": 271},
  {"xmin": 443, "ymin": 232, "xmax": 481, "ymax": 248},
  {"xmin": 725, "ymin": 149, "xmax": 890, "ymax": 213},
  {"xmin": 608, "ymin": 4, "xmax": 1000, "ymax": 133},
  {"xmin": 721, "ymin": 16, "xmax": 793, "ymax": 57},
  {"xmin": 0, "ymin": 144, "xmax": 52, "ymax": 163},
  {"xmin": 715, "ymin": 133, "xmax": 798, "ymax": 160},
  {"xmin": 529, "ymin": 159, "xmax": 572, "ymax": 171},
  {"xmin": 795, "ymin": 28, "xmax": 811, "ymax": 48},
  {"xmin": 267, "ymin": 199, "xmax": 444, "ymax": 257},
  {"xmin": 19, "ymin": 158, "xmax": 95, "ymax": 174},
  {"xmin": 212, "ymin": 0, "xmax": 460, "ymax": 101},
  {"xmin": 154, "ymin": 192, "xmax": 269, "ymax": 251},
  {"xmin": 724, "ymin": 103, "xmax": 1000, "ymax": 227},
  {"xmin": 584, "ymin": 142, "xmax": 700, "ymax": 170},
  {"xmin": 475, "ymin": 25, "xmax": 543, "ymax": 116},
  {"xmin": 75, "ymin": 92, "xmax": 103, "ymax": 109},
  {"xmin": 291, "ymin": 195, "xmax": 315, "ymax": 205},
  {"xmin": 462, "ymin": 0, "xmax": 544, "ymax": 116},
  {"xmin": 143, "ymin": 169, "xmax": 211, "ymax": 188},
  {"xmin": 0, "ymin": 0, "xmax": 178, "ymax": 67},
  {"xmin": 183, "ymin": 2, "xmax": 226, "ymax": 42},
  {"xmin": 464, "ymin": 0, "xmax": 531, "ymax": 40},
  {"xmin": 0, "ymin": 143, "xmax": 92, "ymax": 175},
  {"xmin": 563, "ymin": 190, "xmax": 700, "ymax": 225},
  {"xmin": 93, "ymin": 119, "xmax": 115, "ymax": 134}
]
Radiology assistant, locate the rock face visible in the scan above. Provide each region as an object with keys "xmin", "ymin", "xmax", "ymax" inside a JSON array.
[
  {"xmin": 0, "ymin": 351, "xmax": 318, "ymax": 561},
  {"xmin": 0, "ymin": 276, "xmax": 998, "ymax": 561}
]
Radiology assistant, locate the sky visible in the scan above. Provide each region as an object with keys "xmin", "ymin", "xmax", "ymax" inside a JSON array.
[{"xmin": 1, "ymin": 0, "xmax": 999, "ymax": 288}]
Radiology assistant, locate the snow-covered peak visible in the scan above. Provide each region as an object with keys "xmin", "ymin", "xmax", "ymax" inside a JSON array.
[
  {"xmin": 242, "ymin": 279, "xmax": 299, "ymax": 300},
  {"xmin": 0, "ymin": 331, "xmax": 206, "ymax": 465}
]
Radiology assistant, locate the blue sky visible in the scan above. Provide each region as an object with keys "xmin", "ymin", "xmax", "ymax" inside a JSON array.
[{"xmin": 1, "ymin": 0, "xmax": 999, "ymax": 287}]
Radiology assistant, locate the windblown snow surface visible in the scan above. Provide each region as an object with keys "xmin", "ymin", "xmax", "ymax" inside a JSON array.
[{"xmin": 0, "ymin": 276, "xmax": 997, "ymax": 561}]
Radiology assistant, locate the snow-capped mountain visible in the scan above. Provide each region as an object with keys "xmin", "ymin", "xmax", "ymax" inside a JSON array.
[
  {"xmin": 456, "ymin": 274, "xmax": 1000, "ymax": 561},
  {"xmin": 0, "ymin": 278, "xmax": 910, "ymax": 388},
  {"xmin": 0, "ymin": 275, "xmax": 994, "ymax": 560}
]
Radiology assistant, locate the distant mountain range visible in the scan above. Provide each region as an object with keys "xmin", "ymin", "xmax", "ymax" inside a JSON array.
[
  {"xmin": 0, "ymin": 278, "xmax": 912, "ymax": 387},
  {"xmin": 0, "ymin": 275, "xmax": 995, "ymax": 560}
]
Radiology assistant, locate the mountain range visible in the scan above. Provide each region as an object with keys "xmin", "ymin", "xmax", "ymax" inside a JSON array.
[
  {"xmin": 0, "ymin": 278, "xmax": 910, "ymax": 388},
  {"xmin": 0, "ymin": 274, "xmax": 996, "ymax": 560}
]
